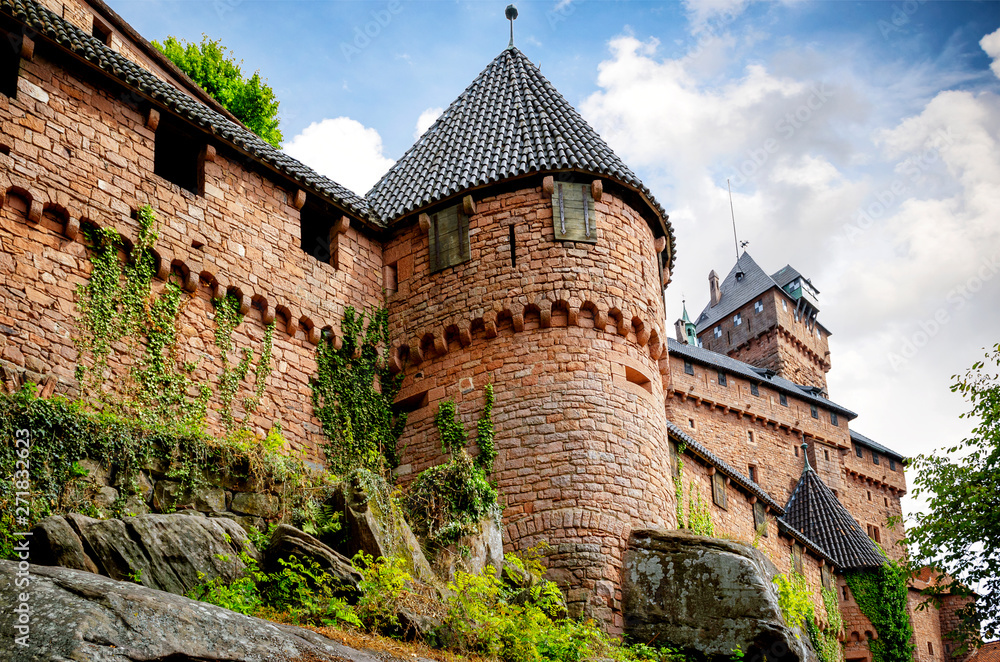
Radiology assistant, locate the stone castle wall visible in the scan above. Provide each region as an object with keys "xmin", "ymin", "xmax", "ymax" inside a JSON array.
[
  {"xmin": 0, "ymin": 40, "xmax": 382, "ymax": 459},
  {"xmin": 384, "ymin": 183, "xmax": 673, "ymax": 629}
]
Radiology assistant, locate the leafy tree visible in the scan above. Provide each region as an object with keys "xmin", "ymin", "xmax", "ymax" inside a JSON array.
[
  {"xmin": 908, "ymin": 342, "xmax": 1000, "ymax": 643},
  {"xmin": 153, "ymin": 36, "xmax": 283, "ymax": 147}
]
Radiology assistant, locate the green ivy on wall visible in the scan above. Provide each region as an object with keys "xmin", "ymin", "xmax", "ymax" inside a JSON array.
[
  {"xmin": 774, "ymin": 569, "xmax": 845, "ymax": 662},
  {"xmin": 807, "ymin": 587, "xmax": 845, "ymax": 662},
  {"xmin": 405, "ymin": 385, "xmax": 499, "ymax": 548},
  {"xmin": 671, "ymin": 443, "xmax": 714, "ymax": 536},
  {"xmin": 74, "ymin": 205, "xmax": 208, "ymax": 431},
  {"xmin": 212, "ymin": 294, "xmax": 274, "ymax": 435},
  {"xmin": 311, "ymin": 306, "xmax": 405, "ymax": 478},
  {"xmin": 845, "ymin": 556, "xmax": 914, "ymax": 662}
]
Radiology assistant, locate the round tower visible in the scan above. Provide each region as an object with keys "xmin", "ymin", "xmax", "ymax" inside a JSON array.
[{"xmin": 369, "ymin": 45, "xmax": 676, "ymax": 630}]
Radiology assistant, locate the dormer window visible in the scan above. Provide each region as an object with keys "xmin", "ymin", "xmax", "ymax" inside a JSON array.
[
  {"xmin": 428, "ymin": 203, "xmax": 470, "ymax": 272},
  {"xmin": 754, "ymin": 300, "xmax": 763, "ymax": 313},
  {"xmin": 551, "ymin": 178, "xmax": 597, "ymax": 243},
  {"xmin": 92, "ymin": 17, "xmax": 113, "ymax": 45},
  {"xmin": 714, "ymin": 326, "xmax": 722, "ymax": 338},
  {"xmin": 733, "ymin": 313, "xmax": 742, "ymax": 326}
]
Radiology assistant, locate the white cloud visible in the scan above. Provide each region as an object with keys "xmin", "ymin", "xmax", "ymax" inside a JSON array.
[
  {"xmin": 414, "ymin": 107, "xmax": 443, "ymax": 140},
  {"xmin": 981, "ymin": 27, "xmax": 1000, "ymax": 79},
  {"xmin": 282, "ymin": 117, "xmax": 395, "ymax": 195},
  {"xmin": 581, "ymin": 26, "xmax": 1000, "ymax": 525}
]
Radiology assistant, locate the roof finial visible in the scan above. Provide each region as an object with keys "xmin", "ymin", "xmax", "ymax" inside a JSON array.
[
  {"xmin": 801, "ymin": 435, "xmax": 812, "ymax": 474},
  {"xmin": 506, "ymin": 4, "xmax": 518, "ymax": 49}
]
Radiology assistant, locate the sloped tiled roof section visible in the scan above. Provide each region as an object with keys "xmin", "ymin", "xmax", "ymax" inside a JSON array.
[
  {"xmin": 665, "ymin": 420, "xmax": 784, "ymax": 513},
  {"xmin": 666, "ymin": 338, "xmax": 857, "ymax": 419},
  {"xmin": 770, "ymin": 264, "xmax": 803, "ymax": 290},
  {"xmin": 784, "ymin": 463, "xmax": 885, "ymax": 570},
  {"xmin": 1, "ymin": 0, "xmax": 372, "ymax": 221},
  {"xmin": 695, "ymin": 252, "xmax": 780, "ymax": 331},
  {"xmin": 850, "ymin": 430, "xmax": 905, "ymax": 462},
  {"xmin": 366, "ymin": 47, "xmax": 674, "ymax": 261}
]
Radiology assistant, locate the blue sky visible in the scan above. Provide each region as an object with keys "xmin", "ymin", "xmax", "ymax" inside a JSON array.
[{"xmin": 114, "ymin": 0, "xmax": 1000, "ymax": 529}]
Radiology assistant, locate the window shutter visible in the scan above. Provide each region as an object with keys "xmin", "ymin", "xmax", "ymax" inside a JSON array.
[
  {"xmin": 429, "ymin": 204, "xmax": 471, "ymax": 273},
  {"xmin": 712, "ymin": 472, "xmax": 727, "ymax": 509},
  {"xmin": 753, "ymin": 501, "xmax": 767, "ymax": 536},
  {"xmin": 552, "ymin": 181, "xmax": 597, "ymax": 243}
]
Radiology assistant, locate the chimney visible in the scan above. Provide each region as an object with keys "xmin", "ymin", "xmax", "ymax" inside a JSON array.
[
  {"xmin": 709, "ymin": 270, "xmax": 722, "ymax": 307},
  {"xmin": 674, "ymin": 318, "xmax": 687, "ymax": 343}
]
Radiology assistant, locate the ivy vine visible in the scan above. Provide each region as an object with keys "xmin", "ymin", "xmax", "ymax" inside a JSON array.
[
  {"xmin": 671, "ymin": 442, "xmax": 713, "ymax": 536},
  {"xmin": 404, "ymin": 385, "xmax": 500, "ymax": 548},
  {"xmin": 212, "ymin": 294, "xmax": 274, "ymax": 436},
  {"xmin": 807, "ymin": 587, "xmax": 845, "ymax": 662},
  {"xmin": 845, "ymin": 555, "xmax": 914, "ymax": 662},
  {"xmin": 311, "ymin": 306, "xmax": 405, "ymax": 478}
]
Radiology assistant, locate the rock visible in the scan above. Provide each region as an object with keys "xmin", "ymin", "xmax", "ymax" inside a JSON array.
[
  {"xmin": 264, "ymin": 524, "xmax": 361, "ymax": 596},
  {"xmin": 329, "ymin": 476, "xmax": 440, "ymax": 587},
  {"xmin": 624, "ymin": 529, "xmax": 817, "ymax": 662},
  {"xmin": 0, "ymin": 560, "xmax": 410, "ymax": 662},
  {"xmin": 76, "ymin": 458, "xmax": 110, "ymax": 485},
  {"xmin": 232, "ymin": 491, "xmax": 281, "ymax": 518},
  {"xmin": 94, "ymin": 485, "xmax": 119, "ymax": 508},
  {"xmin": 212, "ymin": 511, "xmax": 266, "ymax": 535},
  {"xmin": 152, "ymin": 479, "xmax": 226, "ymax": 513},
  {"xmin": 430, "ymin": 516, "xmax": 504, "ymax": 580},
  {"xmin": 31, "ymin": 513, "xmax": 260, "ymax": 596},
  {"xmin": 30, "ymin": 515, "xmax": 99, "ymax": 573}
]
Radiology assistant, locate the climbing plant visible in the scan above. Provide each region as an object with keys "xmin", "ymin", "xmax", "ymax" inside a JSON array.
[
  {"xmin": 311, "ymin": 306, "xmax": 405, "ymax": 478},
  {"xmin": 671, "ymin": 444, "xmax": 713, "ymax": 536},
  {"xmin": 74, "ymin": 206, "xmax": 208, "ymax": 431},
  {"xmin": 844, "ymin": 555, "xmax": 913, "ymax": 662},
  {"xmin": 774, "ymin": 569, "xmax": 813, "ymax": 633},
  {"xmin": 212, "ymin": 294, "xmax": 274, "ymax": 435},
  {"xmin": 807, "ymin": 587, "xmax": 845, "ymax": 662},
  {"xmin": 405, "ymin": 385, "xmax": 500, "ymax": 547}
]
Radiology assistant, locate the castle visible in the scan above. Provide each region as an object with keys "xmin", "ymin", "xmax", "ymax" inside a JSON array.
[{"xmin": 0, "ymin": 0, "xmax": 975, "ymax": 659}]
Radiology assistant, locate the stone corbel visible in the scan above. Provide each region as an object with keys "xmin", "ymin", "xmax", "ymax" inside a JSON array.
[
  {"xmin": 591, "ymin": 179, "xmax": 603, "ymax": 202},
  {"xmin": 146, "ymin": 108, "xmax": 160, "ymax": 132},
  {"xmin": 654, "ymin": 236, "xmax": 667, "ymax": 254},
  {"xmin": 20, "ymin": 33, "xmax": 34, "ymax": 60},
  {"xmin": 542, "ymin": 175, "xmax": 554, "ymax": 196},
  {"xmin": 292, "ymin": 189, "xmax": 307, "ymax": 210},
  {"xmin": 27, "ymin": 199, "xmax": 42, "ymax": 224},
  {"xmin": 463, "ymin": 195, "xmax": 476, "ymax": 216},
  {"xmin": 419, "ymin": 213, "xmax": 431, "ymax": 232}
]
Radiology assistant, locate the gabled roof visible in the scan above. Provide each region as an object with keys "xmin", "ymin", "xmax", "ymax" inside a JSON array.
[
  {"xmin": 850, "ymin": 430, "xmax": 905, "ymax": 462},
  {"xmin": 695, "ymin": 253, "xmax": 825, "ymax": 334},
  {"xmin": 667, "ymin": 338, "xmax": 857, "ymax": 419},
  {"xmin": 1, "ymin": 0, "xmax": 373, "ymax": 222},
  {"xmin": 366, "ymin": 47, "xmax": 673, "ymax": 262},
  {"xmin": 783, "ymin": 458, "xmax": 885, "ymax": 570},
  {"xmin": 695, "ymin": 253, "xmax": 777, "ymax": 331}
]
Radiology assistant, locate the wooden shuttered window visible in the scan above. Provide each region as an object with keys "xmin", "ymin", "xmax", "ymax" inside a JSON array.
[
  {"xmin": 753, "ymin": 501, "xmax": 767, "ymax": 536},
  {"xmin": 552, "ymin": 180, "xmax": 597, "ymax": 243},
  {"xmin": 711, "ymin": 471, "xmax": 727, "ymax": 510},
  {"xmin": 429, "ymin": 204, "xmax": 470, "ymax": 273}
]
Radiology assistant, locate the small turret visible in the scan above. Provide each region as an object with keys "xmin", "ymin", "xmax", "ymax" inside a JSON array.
[{"xmin": 674, "ymin": 301, "xmax": 698, "ymax": 345}]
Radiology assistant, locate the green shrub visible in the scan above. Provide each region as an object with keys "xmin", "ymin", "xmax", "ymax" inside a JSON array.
[
  {"xmin": 845, "ymin": 555, "xmax": 913, "ymax": 662},
  {"xmin": 352, "ymin": 551, "xmax": 412, "ymax": 633}
]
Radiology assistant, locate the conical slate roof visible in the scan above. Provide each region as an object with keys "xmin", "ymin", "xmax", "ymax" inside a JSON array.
[
  {"xmin": 366, "ymin": 47, "xmax": 672, "ymax": 255},
  {"xmin": 784, "ymin": 455, "xmax": 885, "ymax": 570}
]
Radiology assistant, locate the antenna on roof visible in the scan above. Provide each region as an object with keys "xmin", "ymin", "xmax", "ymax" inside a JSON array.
[
  {"xmin": 506, "ymin": 5, "xmax": 518, "ymax": 49},
  {"xmin": 728, "ymin": 179, "xmax": 745, "ymax": 281}
]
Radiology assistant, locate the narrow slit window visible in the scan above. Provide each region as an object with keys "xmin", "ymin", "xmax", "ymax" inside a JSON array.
[
  {"xmin": 750, "ymin": 382, "xmax": 759, "ymax": 396},
  {"xmin": 428, "ymin": 203, "xmax": 470, "ymax": 273},
  {"xmin": 684, "ymin": 360, "xmax": 694, "ymax": 376},
  {"xmin": 856, "ymin": 445, "xmax": 864, "ymax": 459},
  {"xmin": 718, "ymin": 371, "xmax": 727, "ymax": 386},
  {"xmin": 779, "ymin": 392, "xmax": 788, "ymax": 406},
  {"xmin": 831, "ymin": 412, "xmax": 839, "ymax": 426},
  {"xmin": 551, "ymin": 179, "xmax": 597, "ymax": 243},
  {"xmin": 872, "ymin": 453, "xmax": 880, "ymax": 466},
  {"xmin": 508, "ymin": 224, "xmax": 516, "ymax": 267},
  {"xmin": 810, "ymin": 404, "xmax": 819, "ymax": 419}
]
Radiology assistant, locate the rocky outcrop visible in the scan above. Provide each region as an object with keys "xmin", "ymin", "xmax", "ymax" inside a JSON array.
[
  {"xmin": 430, "ymin": 516, "xmax": 504, "ymax": 580},
  {"xmin": 31, "ymin": 512, "xmax": 259, "ymax": 596},
  {"xmin": 264, "ymin": 524, "xmax": 362, "ymax": 594},
  {"xmin": 329, "ymin": 476, "xmax": 439, "ymax": 586},
  {"xmin": 624, "ymin": 529, "xmax": 817, "ymax": 662},
  {"xmin": 0, "ymin": 560, "xmax": 418, "ymax": 662}
]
